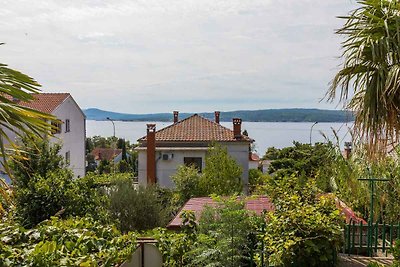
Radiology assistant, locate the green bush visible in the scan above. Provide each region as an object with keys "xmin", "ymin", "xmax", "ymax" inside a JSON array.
[
  {"xmin": 262, "ymin": 176, "xmax": 343, "ymax": 267},
  {"xmin": 392, "ymin": 239, "xmax": 400, "ymax": 267},
  {"xmin": 171, "ymin": 165, "xmax": 202, "ymax": 205},
  {"xmin": 151, "ymin": 197, "xmax": 259, "ymax": 267},
  {"xmin": 108, "ymin": 181, "xmax": 169, "ymax": 232},
  {"xmin": 10, "ymin": 137, "xmax": 108, "ymax": 227},
  {"xmin": 200, "ymin": 144, "xmax": 243, "ymax": 195},
  {"xmin": 248, "ymin": 168, "xmax": 264, "ymax": 192},
  {"xmin": 196, "ymin": 195, "xmax": 255, "ymax": 266},
  {"xmin": 14, "ymin": 170, "xmax": 108, "ymax": 227},
  {"xmin": 0, "ymin": 217, "xmax": 137, "ymax": 266}
]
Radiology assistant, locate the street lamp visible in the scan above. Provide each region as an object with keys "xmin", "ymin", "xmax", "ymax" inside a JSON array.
[
  {"xmin": 309, "ymin": 122, "xmax": 318, "ymax": 145},
  {"xmin": 106, "ymin": 117, "xmax": 115, "ymax": 137}
]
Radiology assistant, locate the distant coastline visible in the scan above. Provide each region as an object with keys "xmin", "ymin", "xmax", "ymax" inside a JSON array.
[{"xmin": 84, "ymin": 108, "xmax": 354, "ymax": 123}]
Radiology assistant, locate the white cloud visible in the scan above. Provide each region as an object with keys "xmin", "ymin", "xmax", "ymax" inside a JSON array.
[{"xmin": 0, "ymin": 0, "xmax": 356, "ymax": 113}]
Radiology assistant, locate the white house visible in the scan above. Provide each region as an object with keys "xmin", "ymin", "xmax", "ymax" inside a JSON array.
[
  {"xmin": 136, "ymin": 111, "xmax": 253, "ymax": 192},
  {"xmin": 6, "ymin": 93, "xmax": 86, "ymax": 177},
  {"xmin": 249, "ymin": 153, "xmax": 260, "ymax": 170}
]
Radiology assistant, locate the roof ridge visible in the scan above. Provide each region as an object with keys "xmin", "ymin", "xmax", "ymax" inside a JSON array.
[
  {"xmin": 138, "ymin": 113, "xmax": 252, "ymax": 142},
  {"xmin": 33, "ymin": 92, "xmax": 70, "ymax": 95}
]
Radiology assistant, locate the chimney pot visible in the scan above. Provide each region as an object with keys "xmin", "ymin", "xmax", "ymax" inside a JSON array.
[
  {"xmin": 173, "ymin": 111, "xmax": 179, "ymax": 124},
  {"xmin": 232, "ymin": 118, "xmax": 242, "ymax": 139},
  {"xmin": 215, "ymin": 111, "xmax": 220, "ymax": 124},
  {"xmin": 146, "ymin": 124, "xmax": 156, "ymax": 184}
]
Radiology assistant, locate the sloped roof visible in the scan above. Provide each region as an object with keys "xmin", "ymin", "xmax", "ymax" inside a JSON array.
[
  {"xmin": 12, "ymin": 93, "xmax": 71, "ymax": 114},
  {"xmin": 249, "ymin": 153, "xmax": 260, "ymax": 161},
  {"xmin": 91, "ymin": 147, "xmax": 122, "ymax": 161},
  {"xmin": 138, "ymin": 114, "xmax": 252, "ymax": 143},
  {"xmin": 167, "ymin": 196, "xmax": 273, "ymax": 229},
  {"xmin": 167, "ymin": 195, "xmax": 367, "ymax": 229}
]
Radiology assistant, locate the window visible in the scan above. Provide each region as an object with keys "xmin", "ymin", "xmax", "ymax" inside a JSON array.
[
  {"xmin": 65, "ymin": 119, "xmax": 70, "ymax": 132},
  {"xmin": 65, "ymin": 151, "xmax": 70, "ymax": 165},
  {"xmin": 184, "ymin": 157, "xmax": 202, "ymax": 172},
  {"xmin": 51, "ymin": 121, "xmax": 61, "ymax": 134}
]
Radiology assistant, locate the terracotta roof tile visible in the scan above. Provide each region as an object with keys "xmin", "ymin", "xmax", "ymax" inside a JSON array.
[
  {"xmin": 12, "ymin": 93, "xmax": 70, "ymax": 114},
  {"xmin": 91, "ymin": 147, "xmax": 122, "ymax": 161},
  {"xmin": 167, "ymin": 196, "xmax": 273, "ymax": 229},
  {"xmin": 249, "ymin": 153, "xmax": 260, "ymax": 161},
  {"xmin": 139, "ymin": 114, "xmax": 252, "ymax": 143},
  {"xmin": 167, "ymin": 195, "xmax": 366, "ymax": 229}
]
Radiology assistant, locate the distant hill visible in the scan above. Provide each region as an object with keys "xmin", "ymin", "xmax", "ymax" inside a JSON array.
[{"xmin": 84, "ymin": 108, "xmax": 354, "ymax": 123}]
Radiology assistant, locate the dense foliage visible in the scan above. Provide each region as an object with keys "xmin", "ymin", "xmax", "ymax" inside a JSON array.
[
  {"xmin": 171, "ymin": 143, "xmax": 244, "ymax": 204},
  {"xmin": 264, "ymin": 142, "xmax": 337, "ymax": 192},
  {"xmin": 171, "ymin": 165, "xmax": 202, "ymax": 205},
  {"xmin": 10, "ymin": 137, "xmax": 107, "ymax": 227},
  {"xmin": 0, "ymin": 55, "xmax": 56, "ymax": 215},
  {"xmin": 199, "ymin": 143, "xmax": 243, "ymax": 195},
  {"xmin": 108, "ymin": 179, "xmax": 169, "ymax": 232},
  {"xmin": 85, "ymin": 136, "xmax": 138, "ymax": 175},
  {"xmin": 260, "ymin": 176, "xmax": 343, "ymax": 267},
  {"xmin": 151, "ymin": 197, "xmax": 260, "ymax": 267},
  {"xmin": 0, "ymin": 217, "xmax": 137, "ymax": 266}
]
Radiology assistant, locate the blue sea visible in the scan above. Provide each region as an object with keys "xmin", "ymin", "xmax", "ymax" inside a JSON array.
[{"xmin": 86, "ymin": 120, "xmax": 353, "ymax": 155}]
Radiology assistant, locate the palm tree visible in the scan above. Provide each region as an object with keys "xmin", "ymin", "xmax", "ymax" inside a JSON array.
[
  {"xmin": 327, "ymin": 0, "xmax": 400, "ymax": 159},
  {"xmin": 0, "ymin": 45, "xmax": 56, "ymax": 214}
]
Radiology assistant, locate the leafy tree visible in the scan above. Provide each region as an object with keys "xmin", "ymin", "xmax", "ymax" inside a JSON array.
[
  {"xmin": 0, "ymin": 57, "xmax": 56, "ymax": 215},
  {"xmin": 121, "ymin": 139, "xmax": 127, "ymax": 160},
  {"xmin": 196, "ymin": 196, "xmax": 254, "ymax": 267},
  {"xmin": 248, "ymin": 168, "xmax": 265, "ymax": 193},
  {"xmin": 85, "ymin": 154, "xmax": 96, "ymax": 173},
  {"xmin": 97, "ymin": 159, "xmax": 112, "ymax": 174},
  {"xmin": 10, "ymin": 137, "xmax": 107, "ymax": 227},
  {"xmin": 151, "ymin": 197, "xmax": 259, "ymax": 267},
  {"xmin": 199, "ymin": 143, "xmax": 243, "ymax": 195},
  {"xmin": 263, "ymin": 142, "xmax": 337, "ymax": 192},
  {"xmin": 327, "ymin": 0, "xmax": 400, "ymax": 158},
  {"xmin": 261, "ymin": 176, "xmax": 343, "ymax": 267},
  {"xmin": 9, "ymin": 136, "xmax": 64, "ymax": 187},
  {"xmin": 108, "ymin": 179, "xmax": 168, "ymax": 232},
  {"xmin": 171, "ymin": 165, "xmax": 202, "ymax": 205}
]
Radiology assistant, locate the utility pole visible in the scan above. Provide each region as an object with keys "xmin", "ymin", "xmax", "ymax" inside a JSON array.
[
  {"xmin": 309, "ymin": 122, "xmax": 318, "ymax": 145},
  {"xmin": 106, "ymin": 117, "xmax": 116, "ymax": 137}
]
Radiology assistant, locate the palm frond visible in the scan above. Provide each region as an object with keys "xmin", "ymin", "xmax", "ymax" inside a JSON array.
[{"xmin": 326, "ymin": 0, "xmax": 400, "ymax": 160}]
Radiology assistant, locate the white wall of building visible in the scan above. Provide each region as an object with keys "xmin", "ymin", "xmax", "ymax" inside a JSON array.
[
  {"xmin": 138, "ymin": 149, "xmax": 207, "ymax": 188},
  {"xmin": 249, "ymin": 161, "xmax": 259, "ymax": 170},
  {"xmin": 1, "ymin": 96, "xmax": 86, "ymax": 179},
  {"xmin": 50, "ymin": 96, "xmax": 86, "ymax": 177}
]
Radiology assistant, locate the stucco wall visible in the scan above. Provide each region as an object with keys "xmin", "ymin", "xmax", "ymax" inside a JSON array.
[
  {"xmin": 50, "ymin": 97, "xmax": 86, "ymax": 178},
  {"xmin": 138, "ymin": 142, "xmax": 250, "ymax": 192}
]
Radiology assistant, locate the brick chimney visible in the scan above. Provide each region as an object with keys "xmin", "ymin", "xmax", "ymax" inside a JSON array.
[
  {"xmin": 146, "ymin": 124, "xmax": 156, "ymax": 184},
  {"xmin": 173, "ymin": 111, "xmax": 179, "ymax": 124},
  {"xmin": 233, "ymin": 118, "xmax": 242, "ymax": 139},
  {"xmin": 215, "ymin": 111, "xmax": 220, "ymax": 124}
]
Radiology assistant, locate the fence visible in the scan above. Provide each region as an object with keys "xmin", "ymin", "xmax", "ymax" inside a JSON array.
[{"xmin": 344, "ymin": 221, "xmax": 400, "ymax": 256}]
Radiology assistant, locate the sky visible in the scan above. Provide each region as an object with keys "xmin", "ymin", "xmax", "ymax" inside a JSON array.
[{"xmin": 0, "ymin": 0, "xmax": 356, "ymax": 114}]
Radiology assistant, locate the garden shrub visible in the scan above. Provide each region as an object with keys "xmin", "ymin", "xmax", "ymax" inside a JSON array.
[
  {"xmin": 0, "ymin": 217, "xmax": 137, "ymax": 266},
  {"xmin": 199, "ymin": 143, "xmax": 243, "ymax": 195},
  {"xmin": 262, "ymin": 176, "xmax": 343, "ymax": 267},
  {"xmin": 108, "ymin": 180, "xmax": 169, "ymax": 232},
  {"xmin": 171, "ymin": 165, "xmax": 202, "ymax": 205}
]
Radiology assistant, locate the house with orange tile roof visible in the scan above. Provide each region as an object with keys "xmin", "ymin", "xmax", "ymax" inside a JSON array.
[
  {"xmin": 136, "ymin": 111, "xmax": 253, "ymax": 191},
  {"xmin": 4, "ymin": 93, "xmax": 86, "ymax": 177}
]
